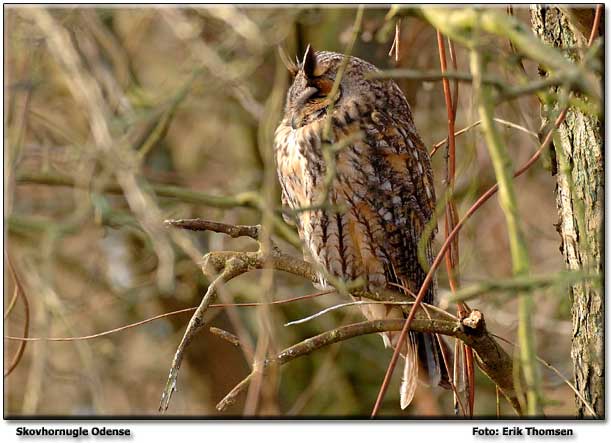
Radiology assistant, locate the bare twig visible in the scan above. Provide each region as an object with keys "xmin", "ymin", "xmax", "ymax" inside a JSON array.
[
  {"xmin": 4, "ymin": 255, "xmax": 30, "ymax": 377},
  {"xmin": 4, "ymin": 285, "xmax": 20, "ymax": 321},
  {"xmin": 210, "ymin": 327, "xmax": 255, "ymax": 357},
  {"xmin": 16, "ymin": 172, "xmax": 261, "ymax": 210},
  {"xmin": 318, "ymin": 6, "xmax": 365, "ymax": 208},
  {"xmin": 388, "ymin": 18, "xmax": 401, "ymax": 61},
  {"xmin": 492, "ymin": 333, "xmax": 598, "ymax": 418},
  {"xmin": 587, "ymin": 5, "xmax": 603, "ymax": 47},
  {"xmin": 165, "ymin": 219, "xmax": 261, "ymax": 240},
  {"xmin": 430, "ymin": 118, "xmax": 538, "ymax": 157},
  {"xmin": 369, "ymin": 68, "xmax": 505, "ymax": 88},
  {"xmin": 436, "ymin": 29, "xmax": 472, "ymax": 417},
  {"xmin": 370, "ymin": 92, "xmax": 571, "ymax": 418},
  {"xmin": 4, "ymin": 290, "xmax": 335, "ymax": 343},
  {"xmin": 448, "ymin": 39, "xmax": 459, "ymax": 117},
  {"xmin": 159, "ymin": 265, "xmax": 235, "ymax": 412},
  {"xmin": 218, "ymin": 310, "xmax": 521, "ymax": 414},
  {"xmin": 209, "ymin": 327, "xmax": 243, "ymax": 348},
  {"xmin": 449, "ymin": 270, "xmax": 598, "ymax": 303},
  {"xmin": 471, "ymin": 31, "xmax": 541, "ymax": 414},
  {"xmin": 284, "ymin": 300, "xmax": 448, "ymax": 327}
]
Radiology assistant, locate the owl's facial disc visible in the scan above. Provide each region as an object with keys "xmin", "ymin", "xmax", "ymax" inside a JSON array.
[
  {"xmin": 288, "ymin": 47, "xmax": 341, "ymax": 129},
  {"xmin": 290, "ymin": 82, "xmax": 338, "ymax": 129}
]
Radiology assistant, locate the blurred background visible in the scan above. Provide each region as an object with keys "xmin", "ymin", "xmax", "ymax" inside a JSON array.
[{"xmin": 4, "ymin": 6, "xmax": 578, "ymax": 416}]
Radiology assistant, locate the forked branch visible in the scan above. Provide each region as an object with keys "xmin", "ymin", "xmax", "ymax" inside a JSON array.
[{"xmin": 159, "ymin": 218, "xmax": 522, "ymax": 415}]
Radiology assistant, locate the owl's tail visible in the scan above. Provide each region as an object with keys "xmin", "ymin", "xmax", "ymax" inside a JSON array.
[
  {"xmin": 416, "ymin": 331, "xmax": 452, "ymax": 388},
  {"xmin": 361, "ymin": 300, "xmax": 452, "ymax": 409},
  {"xmin": 397, "ymin": 331, "xmax": 453, "ymax": 410}
]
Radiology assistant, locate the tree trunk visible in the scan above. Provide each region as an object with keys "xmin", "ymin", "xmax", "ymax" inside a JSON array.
[{"xmin": 530, "ymin": 6, "xmax": 604, "ymax": 418}]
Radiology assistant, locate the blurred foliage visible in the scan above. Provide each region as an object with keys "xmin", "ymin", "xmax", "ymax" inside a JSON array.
[{"xmin": 4, "ymin": 6, "xmax": 587, "ymax": 416}]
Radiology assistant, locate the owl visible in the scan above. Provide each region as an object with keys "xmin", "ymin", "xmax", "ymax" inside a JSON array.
[{"xmin": 274, "ymin": 46, "xmax": 450, "ymax": 409}]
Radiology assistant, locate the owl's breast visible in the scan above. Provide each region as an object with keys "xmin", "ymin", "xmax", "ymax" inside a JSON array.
[{"xmin": 274, "ymin": 120, "xmax": 325, "ymax": 210}]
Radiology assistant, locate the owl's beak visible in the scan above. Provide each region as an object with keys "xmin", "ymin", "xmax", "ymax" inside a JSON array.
[{"xmin": 290, "ymin": 86, "xmax": 318, "ymax": 129}]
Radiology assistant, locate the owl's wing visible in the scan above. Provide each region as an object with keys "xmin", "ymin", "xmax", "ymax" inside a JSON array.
[
  {"xmin": 335, "ymin": 108, "xmax": 437, "ymax": 302},
  {"xmin": 331, "ymin": 106, "xmax": 447, "ymax": 392}
]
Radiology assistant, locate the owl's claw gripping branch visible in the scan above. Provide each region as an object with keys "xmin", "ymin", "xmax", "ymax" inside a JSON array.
[{"xmin": 160, "ymin": 217, "xmax": 522, "ymax": 415}]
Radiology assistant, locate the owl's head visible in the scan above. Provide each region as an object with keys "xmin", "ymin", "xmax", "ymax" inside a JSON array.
[{"xmin": 283, "ymin": 46, "xmax": 380, "ymax": 130}]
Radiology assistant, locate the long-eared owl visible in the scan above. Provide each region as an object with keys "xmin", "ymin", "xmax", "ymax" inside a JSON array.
[{"xmin": 274, "ymin": 47, "xmax": 450, "ymax": 409}]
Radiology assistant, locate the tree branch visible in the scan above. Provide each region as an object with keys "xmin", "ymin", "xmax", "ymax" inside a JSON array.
[
  {"xmin": 16, "ymin": 172, "xmax": 261, "ymax": 209},
  {"xmin": 470, "ymin": 29, "xmax": 541, "ymax": 415},
  {"xmin": 164, "ymin": 218, "xmax": 262, "ymax": 240},
  {"xmin": 417, "ymin": 7, "xmax": 600, "ymax": 102},
  {"xmin": 160, "ymin": 218, "xmax": 522, "ymax": 415},
  {"xmin": 217, "ymin": 311, "xmax": 521, "ymax": 415}
]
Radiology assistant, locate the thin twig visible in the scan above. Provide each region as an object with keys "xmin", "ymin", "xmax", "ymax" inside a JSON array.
[
  {"xmin": 471, "ymin": 32, "xmax": 541, "ymax": 415},
  {"xmin": 318, "ymin": 6, "xmax": 365, "ymax": 208},
  {"xmin": 492, "ymin": 333, "xmax": 598, "ymax": 418},
  {"xmin": 4, "ymin": 286, "xmax": 20, "ymax": 321},
  {"xmin": 430, "ymin": 117, "xmax": 538, "ymax": 157},
  {"xmin": 449, "ymin": 270, "xmax": 598, "ymax": 303},
  {"xmin": 436, "ymin": 29, "xmax": 471, "ymax": 416},
  {"xmin": 587, "ymin": 5, "xmax": 603, "ymax": 47},
  {"xmin": 448, "ymin": 39, "xmax": 459, "ymax": 118},
  {"xmin": 369, "ymin": 68, "xmax": 505, "ymax": 88},
  {"xmin": 388, "ymin": 18, "xmax": 401, "ymax": 61},
  {"xmin": 284, "ymin": 300, "xmax": 446, "ymax": 327},
  {"xmin": 16, "ymin": 172, "xmax": 261, "ymax": 210},
  {"xmin": 4, "ymin": 255, "xmax": 30, "ymax": 377},
  {"xmin": 4, "ymin": 290, "xmax": 335, "ymax": 343},
  {"xmin": 218, "ymin": 311, "xmax": 520, "ymax": 414},
  {"xmin": 209, "ymin": 327, "xmax": 256, "ymax": 358},
  {"xmin": 158, "ymin": 269, "xmax": 231, "ymax": 412},
  {"xmin": 370, "ymin": 96, "xmax": 570, "ymax": 418},
  {"xmin": 165, "ymin": 218, "xmax": 261, "ymax": 240}
]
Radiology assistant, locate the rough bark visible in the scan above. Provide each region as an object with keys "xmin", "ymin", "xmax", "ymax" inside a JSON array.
[{"xmin": 530, "ymin": 6, "xmax": 604, "ymax": 418}]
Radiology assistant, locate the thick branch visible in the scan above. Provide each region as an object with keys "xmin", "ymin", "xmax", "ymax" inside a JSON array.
[
  {"xmin": 161, "ymin": 218, "xmax": 521, "ymax": 415},
  {"xmin": 165, "ymin": 218, "xmax": 262, "ymax": 240},
  {"xmin": 217, "ymin": 311, "xmax": 521, "ymax": 415}
]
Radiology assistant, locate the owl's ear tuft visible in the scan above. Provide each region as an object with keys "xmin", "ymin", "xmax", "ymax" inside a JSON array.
[
  {"xmin": 278, "ymin": 46, "xmax": 298, "ymax": 77},
  {"xmin": 301, "ymin": 44, "xmax": 317, "ymax": 78}
]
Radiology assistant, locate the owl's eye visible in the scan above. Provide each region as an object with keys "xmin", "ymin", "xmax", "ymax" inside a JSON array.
[
  {"xmin": 295, "ymin": 86, "xmax": 319, "ymax": 108},
  {"xmin": 295, "ymin": 79, "xmax": 340, "ymax": 109}
]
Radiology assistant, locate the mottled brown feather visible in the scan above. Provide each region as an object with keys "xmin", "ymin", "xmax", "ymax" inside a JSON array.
[{"xmin": 274, "ymin": 50, "xmax": 450, "ymax": 406}]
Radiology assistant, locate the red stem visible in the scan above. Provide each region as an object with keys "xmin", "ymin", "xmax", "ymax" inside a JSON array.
[
  {"xmin": 370, "ymin": 105, "xmax": 568, "ymax": 417},
  {"xmin": 588, "ymin": 5, "xmax": 603, "ymax": 47},
  {"xmin": 371, "ymin": 5, "xmax": 592, "ymax": 415}
]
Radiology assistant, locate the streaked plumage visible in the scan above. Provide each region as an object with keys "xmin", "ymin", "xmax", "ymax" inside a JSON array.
[{"xmin": 274, "ymin": 48, "xmax": 450, "ymax": 408}]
